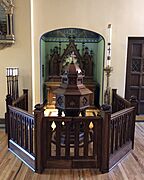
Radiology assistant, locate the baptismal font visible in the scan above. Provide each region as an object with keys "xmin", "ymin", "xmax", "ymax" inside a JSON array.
[{"xmin": 53, "ymin": 52, "xmax": 93, "ymax": 145}]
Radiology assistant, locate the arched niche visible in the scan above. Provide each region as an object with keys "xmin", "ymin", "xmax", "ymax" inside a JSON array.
[
  {"xmin": 0, "ymin": 0, "xmax": 15, "ymax": 49},
  {"xmin": 40, "ymin": 28, "xmax": 105, "ymax": 107}
]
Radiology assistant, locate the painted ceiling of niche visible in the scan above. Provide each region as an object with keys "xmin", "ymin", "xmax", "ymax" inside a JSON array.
[{"xmin": 42, "ymin": 28, "xmax": 103, "ymax": 43}]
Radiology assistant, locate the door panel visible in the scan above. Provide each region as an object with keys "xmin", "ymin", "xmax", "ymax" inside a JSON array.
[{"xmin": 125, "ymin": 38, "xmax": 144, "ymax": 114}]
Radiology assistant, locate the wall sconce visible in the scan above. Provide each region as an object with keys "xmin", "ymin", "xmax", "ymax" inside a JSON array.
[{"xmin": 6, "ymin": 67, "xmax": 19, "ymax": 100}]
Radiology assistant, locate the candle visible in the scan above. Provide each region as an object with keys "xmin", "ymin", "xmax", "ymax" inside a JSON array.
[
  {"xmin": 106, "ymin": 24, "xmax": 112, "ymax": 66},
  {"xmin": 107, "ymin": 24, "xmax": 112, "ymax": 45}
]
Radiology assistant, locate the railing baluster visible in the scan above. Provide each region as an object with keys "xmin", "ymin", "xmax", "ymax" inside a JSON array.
[
  {"xmin": 13, "ymin": 112, "xmax": 15, "ymax": 140},
  {"xmin": 9, "ymin": 110, "xmax": 12, "ymax": 139},
  {"xmin": 20, "ymin": 115, "xmax": 23, "ymax": 147},
  {"xmin": 74, "ymin": 120, "xmax": 79, "ymax": 158},
  {"xmin": 122, "ymin": 114, "xmax": 126, "ymax": 144},
  {"xmin": 119, "ymin": 117, "xmax": 123, "ymax": 147},
  {"xmin": 129, "ymin": 113, "xmax": 132, "ymax": 140},
  {"xmin": 55, "ymin": 121, "xmax": 61, "ymax": 157},
  {"xmin": 110, "ymin": 120, "xmax": 114, "ymax": 154},
  {"xmin": 25, "ymin": 117, "xmax": 28, "ymax": 150},
  {"xmin": 128, "ymin": 113, "xmax": 131, "ymax": 141},
  {"xmin": 97, "ymin": 118, "xmax": 102, "ymax": 167},
  {"xmin": 29, "ymin": 118, "xmax": 32, "ymax": 153},
  {"xmin": 93, "ymin": 120, "xmax": 97, "ymax": 158},
  {"xmin": 12, "ymin": 112, "xmax": 15, "ymax": 140},
  {"xmin": 65, "ymin": 121, "xmax": 70, "ymax": 158},
  {"xmin": 47, "ymin": 121, "xmax": 52, "ymax": 158},
  {"xmin": 84, "ymin": 121, "xmax": 89, "ymax": 157},
  {"xmin": 115, "ymin": 119, "xmax": 119, "ymax": 150},
  {"xmin": 18, "ymin": 114, "xmax": 21, "ymax": 145},
  {"xmin": 32, "ymin": 122, "xmax": 35, "ymax": 154},
  {"xmin": 24, "ymin": 116, "xmax": 26, "ymax": 148}
]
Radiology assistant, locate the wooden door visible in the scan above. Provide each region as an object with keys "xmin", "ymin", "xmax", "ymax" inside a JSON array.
[{"xmin": 125, "ymin": 37, "xmax": 144, "ymax": 114}]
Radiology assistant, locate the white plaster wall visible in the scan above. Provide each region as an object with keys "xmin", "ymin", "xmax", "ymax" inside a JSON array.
[
  {"xmin": 0, "ymin": 0, "xmax": 32, "ymax": 118},
  {"xmin": 32, "ymin": 0, "xmax": 144, "ymax": 106}
]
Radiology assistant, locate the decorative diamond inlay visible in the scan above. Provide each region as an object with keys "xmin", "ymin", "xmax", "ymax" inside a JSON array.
[{"xmin": 82, "ymin": 97, "xmax": 88, "ymax": 106}]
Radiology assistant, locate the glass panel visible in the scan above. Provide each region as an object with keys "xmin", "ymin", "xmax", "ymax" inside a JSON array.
[{"xmin": 131, "ymin": 59, "xmax": 141, "ymax": 72}]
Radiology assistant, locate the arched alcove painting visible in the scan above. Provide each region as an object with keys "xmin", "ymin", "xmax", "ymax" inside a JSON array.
[{"xmin": 40, "ymin": 28, "xmax": 105, "ymax": 107}]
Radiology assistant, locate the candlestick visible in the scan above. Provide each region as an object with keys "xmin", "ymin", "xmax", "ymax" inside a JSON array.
[{"xmin": 104, "ymin": 66, "xmax": 113, "ymax": 104}]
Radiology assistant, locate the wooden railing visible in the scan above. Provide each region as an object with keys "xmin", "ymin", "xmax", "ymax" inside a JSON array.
[
  {"xmin": 110, "ymin": 107, "xmax": 135, "ymax": 152},
  {"xmin": 5, "ymin": 88, "xmax": 137, "ymax": 173},
  {"xmin": 5, "ymin": 89, "xmax": 28, "ymax": 133},
  {"xmin": 34, "ymin": 114, "xmax": 102, "ymax": 172},
  {"xmin": 109, "ymin": 107, "xmax": 135, "ymax": 169},
  {"xmin": 100, "ymin": 89, "xmax": 137, "ymax": 172},
  {"xmin": 12, "ymin": 89, "xmax": 28, "ymax": 111},
  {"xmin": 8, "ymin": 105, "xmax": 35, "ymax": 171},
  {"xmin": 112, "ymin": 89, "xmax": 131, "ymax": 113}
]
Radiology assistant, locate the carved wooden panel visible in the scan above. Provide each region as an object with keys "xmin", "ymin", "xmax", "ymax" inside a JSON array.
[{"xmin": 48, "ymin": 40, "xmax": 93, "ymax": 78}]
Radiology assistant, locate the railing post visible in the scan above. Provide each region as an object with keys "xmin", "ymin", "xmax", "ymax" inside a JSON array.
[
  {"xmin": 129, "ymin": 96, "xmax": 137, "ymax": 149},
  {"xmin": 23, "ymin": 89, "xmax": 28, "ymax": 111},
  {"xmin": 129, "ymin": 95, "xmax": 138, "ymax": 115},
  {"xmin": 34, "ymin": 103, "xmax": 44, "ymax": 173},
  {"xmin": 112, "ymin": 89, "xmax": 117, "ymax": 113},
  {"xmin": 100, "ymin": 104, "xmax": 112, "ymax": 173},
  {"xmin": 5, "ymin": 94, "xmax": 13, "ymax": 134}
]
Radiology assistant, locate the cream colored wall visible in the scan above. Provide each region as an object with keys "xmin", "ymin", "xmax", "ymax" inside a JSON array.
[
  {"xmin": 0, "ymin": 0, "xmax": 32, "ymax": 118},
  {"xmin": 1, "ymin": 0, "xmax": 144, "ymax": 118},
  {"xmin": 32, "ymin": 0, "xmax": 144, "ymax": 106}
]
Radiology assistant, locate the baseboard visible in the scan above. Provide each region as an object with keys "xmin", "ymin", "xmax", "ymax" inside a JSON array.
[
  {"xmin": 0, "ymin": 118, "xmax": 5, "ymax": 124},
  {"xmin": 0, "ymin": 118, "xmax": 5, "ymax": 128},
  {"xmin": 136, "ymin": 115, "xmax": 144, "ymax": 122},
  {"xmin": 135, "ymin": 120, "xmax": 144, "ymax": 122}
]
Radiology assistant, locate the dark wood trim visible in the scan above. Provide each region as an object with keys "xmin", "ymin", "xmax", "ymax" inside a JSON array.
[
  {"xmin": 125, "ymin": 37, "xmax": 144, "ymax": 114},
  {"xmin": 135, "ymin": 120, "xmax": 144, "ymax": 122},
  {"xmin": 109, "ymin": 142, "xmax": 132, "ymax": 169},
  {"xmin": 46, "ymin": 159, "xmax": 97, "ymax": 169},
  {"xmin": 9, "ymin": 140, "xmax": 35, "ymax": 171},
  {"xmin": 0, "ymin": 118, "xmax": 5, "ymax": 124}
]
